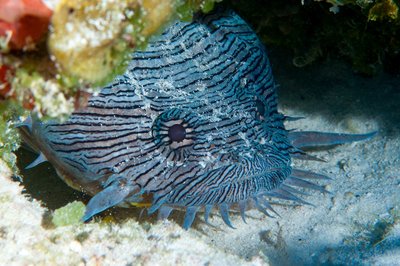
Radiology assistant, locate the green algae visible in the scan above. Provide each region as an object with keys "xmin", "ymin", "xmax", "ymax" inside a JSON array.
[
  {"xmin": 0, "ymin": 102, "xmax": 22, "ymax": 171},
  {"xmin": 368, "ymin": 0, "xmax": 399, "ymax": 21},
  {"xmin": 52, "ymin": 201, "xmax": 86, "ymax": 227},
  {"xmin": 176, "ymin": 0, "xmax": 221, "ymax": 21}
]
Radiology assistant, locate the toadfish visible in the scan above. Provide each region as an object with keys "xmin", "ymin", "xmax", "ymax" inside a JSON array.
[{"xmin": 19, "ymin": 9, "xmax": 375, "ymax": 229}]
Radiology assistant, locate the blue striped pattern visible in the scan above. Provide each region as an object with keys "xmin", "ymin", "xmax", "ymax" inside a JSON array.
[{"xmin": 22, "ymin": 10, "xmax": 375, "ymax": 229}]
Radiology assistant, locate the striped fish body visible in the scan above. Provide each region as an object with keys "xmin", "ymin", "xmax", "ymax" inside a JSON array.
[{"xmin": 21, "ymin": 10, "xmax": 375, "ymax": 228}]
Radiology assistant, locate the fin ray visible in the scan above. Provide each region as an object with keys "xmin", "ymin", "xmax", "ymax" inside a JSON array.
[
  {"xmin": 204, "ymin": 204, "xmax": 213, "ymax": 224},
  {"xmin": 289, "ymin": 131, "xmax": 377, "ymax": 149},
  {"xmin": 25, "ymin": 152, "xmax": 47, "ymax": 169},
  {"xmin": 15, "ymin": 116, "xmax": 33, "ymax": 131},
  {"xmin": 279, "ymin": 184, "xmax": 310, "ymax": 196},
  {"xmin": 157, "ymin": 206, "xmax": 173, "ymax": 220},
  {"xmin": 265, "ymin": 188, "xmax": 313, "ymax": 206},
  {"xmin": 284, "ymin": 115, "xmax": 305, "ymax": 121},
  {"xmin": 219, "ymin": 203, "xmax": 235, "ymax": 228},
  {"xmin": 183, "ymin": 206, "xmax": 199, "ymax": 230},
  {"xmin": 290, "ymin": 149, "xmax": 326, "ymax": 162},
  {"xmin": 259, "ymin": 198, "xmax": 281, "ymax": 218},
  {"xmin": 238, "ymin": 200, "xmax": 247, "ymax": 223},
  {"xmin": 291, "ymin": 169, "xmax": 332, "ymax": 180},
  {"xmin": 254, "ymin": 197, "xmax": 275, "ymax": 218},
  {"xmin": 285, "ymin": 177, "xmax": 330, "ymax": 194}
]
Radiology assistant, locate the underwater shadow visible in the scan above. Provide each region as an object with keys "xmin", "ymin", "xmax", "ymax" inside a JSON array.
[
  {"xmin": 269, "ymin": 48, "xmax": 400, "ymax": 136},
  {"xmin": 16, "ymin": 148, "xmax": 186, "ymax": 226},
  {"xmin": 16, "ymin": 148, "xmax": 89, "ymax": 210}
]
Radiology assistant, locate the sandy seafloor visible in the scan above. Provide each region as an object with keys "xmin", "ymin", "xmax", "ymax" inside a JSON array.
[{"xmin": 0, "ymin": 49, "xmax": 399, "ymax": 266}]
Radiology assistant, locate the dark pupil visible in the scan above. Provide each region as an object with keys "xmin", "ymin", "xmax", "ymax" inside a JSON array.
[
  {"xmin": 255, "ymin": 99, "xmax": 265, "ymax": 115},
  {"xmin": 168, "ymin": 124, "xmax": 186, "ymax": 142}
]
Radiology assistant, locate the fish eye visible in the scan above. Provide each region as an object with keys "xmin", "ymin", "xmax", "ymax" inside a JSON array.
[
  {"xmin": 168, "ymin": 124, "xmax": 186, "ymax": 142},
  {"xmin": 152, "ymin": 108, "xmax": 203, "ymax": 161},
  {"xmin": 152, "ymin": 108, "xmax": 197, "ymax": 147}
]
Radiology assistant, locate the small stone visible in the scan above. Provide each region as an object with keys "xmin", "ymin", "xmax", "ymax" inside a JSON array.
[
  {"xmin": 344, "ymin": 191, "xmax": 354, "ymax": 200},
  {"xmin": 338, "ymin": 159, "xmax": 348, "ymax": 171},
  {"xmin": 69, "ymin": 240, "xmax": 82, "ymax": 253}
]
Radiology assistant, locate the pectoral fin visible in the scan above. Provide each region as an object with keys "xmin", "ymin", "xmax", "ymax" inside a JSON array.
[{"xmin": 82, "ymin": 181, "xmax": 137, "ymax": 222}]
